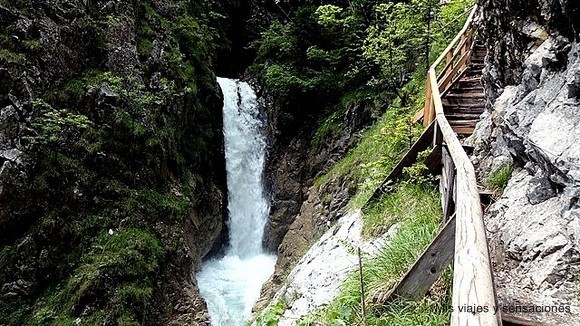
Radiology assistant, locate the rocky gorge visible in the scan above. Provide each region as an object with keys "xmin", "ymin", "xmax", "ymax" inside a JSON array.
[{"xmin": 1, "ymin": 0, "xmax": 580, "ymax": 325}]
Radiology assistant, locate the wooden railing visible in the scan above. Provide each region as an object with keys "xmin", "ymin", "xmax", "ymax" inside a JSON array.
[
  {"xmin": 419, "ymin": 6, "xmax": 477, "ymax": 126},
  {"xmin": 422, "ymin": 5, "xmax": 500, "ymax": 326}
]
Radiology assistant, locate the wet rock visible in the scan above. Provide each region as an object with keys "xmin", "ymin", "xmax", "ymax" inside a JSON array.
[
  {"xmin": 256, "ymin": 210, "xmax": 396, "ymax": 325},
  {"xmin": 261, "ymin": 86, "xmax": 372, "ymax": 254},
  {"xmin": 1, "ymin": 279, "xmax": 32, "ymax": 297},
  {"xmin": 0, "ymin": 0, "xmax": 226, "ymax": 323}
]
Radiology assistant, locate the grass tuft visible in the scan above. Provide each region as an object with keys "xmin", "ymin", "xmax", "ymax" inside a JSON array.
[
  {"xmin": 486, "ymin": 163, "xmax": 513, "ymax": 194},
  {"xmin": 297, "ymin": 183, "xmax": 449, "ymax": 325}
]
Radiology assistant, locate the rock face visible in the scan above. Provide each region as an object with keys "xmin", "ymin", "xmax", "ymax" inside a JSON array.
[
  {"xmin": 255, "ymin": 210, "xmax": 396, "ymax": 325},
  {"xmin": 479, "ymin": 0, "xmax": 580, "ymax": 101},
  {"xmin": 254, "ymin": 90, "xmax": 371, "ymax": 309},
  {"xmin": 208, "ymin": 0, "xmax": 275, "ymax": 77},
  {"xmin": 484, "ymin": 170, "xmax": 580, "ymax": 325},
  {"xmin": 473, "ymin": 0, "xmax": 580, "ymax": 323},
  {"xmin": 0, "ymin": 1, "xmax": 226, "ymax": 324},
  {"xmin": 261, "ymin": 94, "xmax": 373, "ymax": 253}
]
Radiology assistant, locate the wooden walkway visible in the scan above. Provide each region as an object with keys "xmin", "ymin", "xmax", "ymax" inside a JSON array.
[
  {"xmin": 442, "ymin": 42, "xmax": 486, "ymax": 137},
  {"xmin": 367, "ymin": 6, "xmax": 547, "ymax": 326},
  {"xmin": 369, "ymin": 5, "xmax": 511, "ymax": 326}
]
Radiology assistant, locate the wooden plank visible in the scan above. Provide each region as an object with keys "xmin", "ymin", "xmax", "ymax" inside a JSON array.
[
  {"xmin": 366, "ymin": 121, "xmax": 436, "ymax": 204},
  {"xmin": 438, "ymin": 50, "xmax": 470, "ymax": 91},
  {"xmin": 440, "ymin": 64, "xmax": 471, "ymax": 98},
  {"xmin": 424, "ymin": 74, "xmax": 433, "ymax": 126},
  {"xmin": 445, "ymin": 113, "xmax": 483, "ymax": 119},
  {"xmin": 451, "ymin": 126, "xmax": 476, "ymax": 135},
  {"xmin": 413, "ymin": 108, "xmax": 424, "ymax": 123},
  {"xmin": 445, "ymin": 93, "xmax": 486, "ymax": 99},
  {"xmin": 452, "ymin": 34, "xmax": 469, "ymax": 58},
  {"xmin": 438, "ymin": 36, "xmax": 470, "ymax": 82},
  {"xmin": 443, "ymin": 101, "xmax": 486, "ymax": 108},
  {"xmin": 382, "ymin": 215, "xmax": 456, "ymax": 300},
  {"xmin": 441, "ymin": 146, "xmax": 456, "ymax": 222}
]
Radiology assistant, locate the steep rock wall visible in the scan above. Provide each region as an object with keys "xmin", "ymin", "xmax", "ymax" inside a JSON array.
[
  {"xmin": 0, "ymin": 1, "xmax": 226, "ymax": 324},
  {"xmin": 474, "ymin": 0, "xmax": 580, "ymax": 323},
  {"xmin": 253, "ymin": 88, "xmax": 371, "ymax": 311}
]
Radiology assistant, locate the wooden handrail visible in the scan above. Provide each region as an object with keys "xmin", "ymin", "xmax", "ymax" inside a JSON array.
[
  {"xmin": 432, "ymin": 5, "xmax": 477, "ymax": 69},
  {"xmin": 425, "ymin": 5, "xmax": 501, "ymax": 326},
  {"xmin": 421, "ymin": 5, "xmax": 478, "ymax": 126}
]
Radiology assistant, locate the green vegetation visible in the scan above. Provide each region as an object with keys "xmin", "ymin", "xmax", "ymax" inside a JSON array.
[
  {"xmin": 402, "ymin": 150, "xmax": 435, "ymax": 185},
  {"xmin": 254, "ymin": 299, "xmax": 288, "ymax": 326},
  {"xmin": 362, "ymin": 181, "xmax": 441, "ymax": 237},
  {"xmin": 314, "ymin": 69, "xmax": 427, "ymax": 207},
  {"xmin": 30, "ymin": 229, "xmax": 164, "ymax": 325},
  {"xmin": 286, "ymin": 2, "xmax": 477, "ymax": 323},
  {"xmin": 251, "ymin": 0, "xmax": 474, "ymax": 140},
  {"xmin": 296, "ymin": 182, "xmax": 448, "ymax": 325},
  {"xmin": 486, "ymin": 163, "xmax": 513, "ymax": 193},
  {"xmin": 27, "ymin": 99, "xmax": 91, "ymax": 146},
  {"xmin": 0, "ymin": 48, "xmax": 25, "ymax": 64},
  {"xmin": 0, "ymin": 1, "xmax": 223, "ymax": 325},
  {"xmin": 297, "ymin": 69, "xmax": 452, "ymax": 325}
]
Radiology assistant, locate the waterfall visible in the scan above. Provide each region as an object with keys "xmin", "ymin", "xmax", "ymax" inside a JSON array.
[{"xmin": 196, "ymin": 78, "xmax": 277, "ymax": 325}]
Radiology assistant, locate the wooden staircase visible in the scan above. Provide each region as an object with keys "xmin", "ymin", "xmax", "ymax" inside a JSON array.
[
  {"xmin": 442, "ymin": 42, "xmax": 487, "ymax": 136},
  {"xmin": 368, "ymin": 6, "xmax": 505, "ymax": 326},
  {"xmin": 366, "ymin": 6, "xmax": 547, "ymax": 326}
]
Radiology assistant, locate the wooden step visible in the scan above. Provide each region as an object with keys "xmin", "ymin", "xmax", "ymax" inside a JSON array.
[
  {"xmin": 465, "ymin": 67, "xmax": 483, "ymax": 73},
  {"xmin": 444, "ymin": 98, "xmax": 486, "ymax": 105},
  {"xmin": 443, "ymin": 101, "xmax": 486, "ymax": 109},
  {"xmin": 473, "ymin": 49, "xmax": 486, "ymax": 56},
  {"xmin": 447, "ymin": 110, "xmax": 485, "ymax": 117},
  {"xmin": 445, "ymin": 113, "xmax": 482, "ymax": 120},
  {"xmin": 447, "ymin": 86, "xmax": 484, "ymax": 93},
  {"xmin": 451, "ymin": 125, "xmax": 476, "ymax": 135},
  {"xmin": 456, "ymin": 80, "xmax": 483, "ymax": 89},
  {"xmin": 464, "ymin": 69, "xmax": 483, "ymax": 77},
  {"xmin": 445, "ymin": 92, "xmax": 485, "ymax": 99},
  {"xmin": 450, "ymin": 119, "xmax": 480, "ymax": 126},
  {"xmin": 460, "ymin": 76, "xmax": 482, "ymax": 82},
  {"xmin": 446, "ymin": 109, "xmax": 485, "ymax": 117},
  {"xmin": 445, "ymin": 100, "xmax": 486, "ymax": 107}
]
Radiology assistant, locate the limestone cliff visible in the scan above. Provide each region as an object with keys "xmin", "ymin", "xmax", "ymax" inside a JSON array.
[{"xmin": 472, "ymin": 0, "xmax": 580, "ymax": 323}]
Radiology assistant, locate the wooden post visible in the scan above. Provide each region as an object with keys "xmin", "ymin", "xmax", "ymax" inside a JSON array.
[
  {"xmin": 424, "ymin": 74, "xmax": 433, "ymax": 126},
  {"xmin": 446, "ymin": 51, "xmax": 453, "ymax": 66},
  {"xmin": 358, "ymin": 248, "xmax": 367, "ymax": 326},
  {"xmin": 441, "ymin": 146, "xmax": 456, "ymax": 223}
]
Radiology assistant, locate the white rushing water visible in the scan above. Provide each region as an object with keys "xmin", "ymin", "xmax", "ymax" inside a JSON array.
[{"xmin": 196, "ymin": 78, "xmax": 277, "ymax": 325}]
